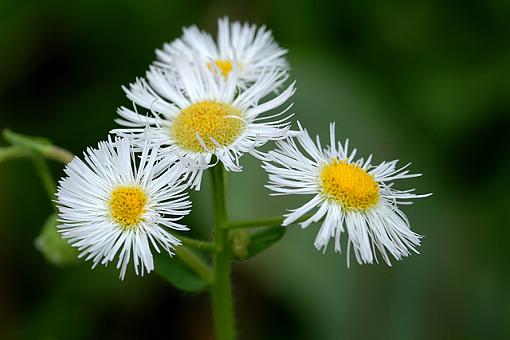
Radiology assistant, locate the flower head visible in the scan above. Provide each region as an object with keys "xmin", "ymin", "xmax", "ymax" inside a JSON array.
[
  {"xmin": 155, "ymin": 17, "xmax": 288, "ymax": 87},
  {"xmin": 263, "ymin": 122, "xmax": 431, "ymax": 265},
  {"xmin": 56, "ymin": 138, "xmax": 191, "ymax": 279},
  {"xmin": 113, "ymin": 56, "xmax": 295, "ymax": 189}
]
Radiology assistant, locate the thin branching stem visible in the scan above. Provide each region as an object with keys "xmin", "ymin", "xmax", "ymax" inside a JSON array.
[
  {"xmin": 174, "ymin": 246, "xmax": 213, "ymax": 284},
  {"xmin": 225, "ymin": 212, "xmax": 315, "ymax": 229},
  {"xmin": 31, "ymin": 155, "xmax": 57, "ymax": 205},
  {"xmin": 179, "ymin": 235, "xmax": 216, "ymax": 253}
]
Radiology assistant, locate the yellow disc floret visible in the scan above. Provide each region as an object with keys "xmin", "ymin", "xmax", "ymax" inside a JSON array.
[
  {"xmin": 109, "ymin": 186, "xmax": 148, "ymax": 228},
  {"xmin": 172, "ymin": 100, "xmax": 245, "ymax": 152},
  {"xmin": 320, "ymin": 160, "xmax": 379, "ymax": 211},
  {"xmin": 208, "ymin": 59, "xmax": 233, "ymax": 76}
]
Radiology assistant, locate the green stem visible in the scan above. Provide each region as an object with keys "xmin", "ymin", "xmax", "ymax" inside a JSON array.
[
  {"xmin": 48, "ymin": 146, "xmax": 74, "ymax": 164},
  {"xmin": 210, "ymin": 164, "xmax": 236, "ymax": 340},
  {"xmin": 31, "ymin": 155, "xmax": 57, "ymax": 204},
  {"xmin": 0, "ymin": 146, "xmax": 32, "ymax": 162},
  {"xmin": 174, "ymin": 246, "xmax": 213, "ymax": 284},
  {"xmin": 179, "ymin": 235, "xmax": 216, "ymax": 253},
  {"xmin": 3, "ymin": 129, "xmax": 74, "ymax": 164},
  {"xmin": 225, "ymin": 212, "xmax": 315, "ymax": 229}
]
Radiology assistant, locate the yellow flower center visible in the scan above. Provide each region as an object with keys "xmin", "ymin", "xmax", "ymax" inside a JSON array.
[
  {"xmin": 320, "ymin": 160, "xmax": 379, "ymax": 211},
  {"xmin": 109, "ymin": 186, "xmax": 147, "ymax": 228},
  {"xmin": 208, "ymin": 59, "xmax": 233, "ymax": 76},
  {"xmin": 172, "ymin": 100, "xmax": 245, "ymax": 152}
]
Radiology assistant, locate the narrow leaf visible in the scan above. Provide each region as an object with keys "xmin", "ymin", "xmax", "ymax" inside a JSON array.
[
  {"xmin": 154, "ymin": 252, "xmax": 209, "ymax": 293},
  {"xmin": 237, "ymin": 226, "xmax": 287, "ymax": 260}
]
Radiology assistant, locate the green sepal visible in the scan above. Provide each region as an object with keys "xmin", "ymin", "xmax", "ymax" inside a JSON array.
[{"xmin": 35, "ymin": 213, "xmax": 78, "ymax": 266}]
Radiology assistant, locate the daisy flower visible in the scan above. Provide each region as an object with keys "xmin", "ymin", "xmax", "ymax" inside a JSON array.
[
  {"xmin": 56, "ymin": 138, "xmax": 191, "ymax": 279},
  {"xmin": 113, "ymin": 56, "xmax": 295, "ymax": 190},
  {"xmin": 155, "ymin": 17, "xmax": 288, "ymax": 87},
  {"xmin": 263, "ymin": 122, "xmax": 431, "ymax": 265}
]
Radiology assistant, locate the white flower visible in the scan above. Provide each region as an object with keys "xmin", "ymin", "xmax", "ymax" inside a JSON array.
[
  {"xmin": 56, "ymin": 138, "xmax": 191, "ymax": 279},
  {"xmin": 263, "ymin": 122, "xmax": 431, "ymax": 266},
  {"xmin": 155, "ymin": 17, "xmax": 288, "ymax": 87},
  {"xmin": 113, "ymin": 56, "xmax": 295, "ymax": 190}
]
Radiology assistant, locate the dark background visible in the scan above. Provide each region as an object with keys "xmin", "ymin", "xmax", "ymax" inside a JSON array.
[{"xmin": 1, "ymin": 1, "xmax": 509, "ymax": 339}]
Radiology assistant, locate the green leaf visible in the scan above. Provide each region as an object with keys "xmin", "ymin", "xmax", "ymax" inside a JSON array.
[
  {"xmin": 234, "ymin": 226, "xmax": 287, "ymax": 260},
  {"xmin": 35, "ymin": 213, "xmax": 78, "ymax": 266},
  {"xmin": 154, "ymin": 252, "xmax": 209, "ymax": 293}
]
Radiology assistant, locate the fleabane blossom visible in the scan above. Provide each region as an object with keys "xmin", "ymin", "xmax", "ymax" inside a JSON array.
[
  {"xmin": 56, "ymin": 138, "xmax": 191, "ymax": 279},
  {"xmin": 155, "ymin": 16, "xmax": 288, "ymax": 87},
  {"xmin": 263, "ymin": 122, "xmax": 431, "ymax": 266},
  {"xmin": 113, "ymin": 56, "xmax": 295, "ymax": 190}
]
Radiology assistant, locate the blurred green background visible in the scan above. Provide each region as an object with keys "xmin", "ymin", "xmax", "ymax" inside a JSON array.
[{"xmin": 1, "ymin": 0, "xmax": 509, "ymax": 339}]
